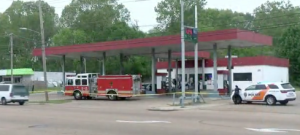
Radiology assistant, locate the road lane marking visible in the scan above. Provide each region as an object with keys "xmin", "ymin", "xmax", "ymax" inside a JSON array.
[
  {"xmin": 116, "ymin": 120, "xmax": 171, "ymax": 124},
  {"xmin": 246, "ymin": 128, "xmax": 300, "ymax": 133}
]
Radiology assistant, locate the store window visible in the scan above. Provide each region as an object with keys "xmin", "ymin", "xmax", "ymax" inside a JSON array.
[
  {"xmin": 198, "ymin": 73, "xmax": 212, "ymax": 81},
  {"xmin": 14, "ymin": 77, "xmax": 21, "ymax": 83},
  {"xmin": 233, "ymin": 73, "xmax": 252, "ymax": 81},
  {"xmin": 177, "ymin": 74, "xmax": 187, "ymax": 82},
  {"xmin": 3, "ymin": 78, "xmax": 11, "ymax": 82}
]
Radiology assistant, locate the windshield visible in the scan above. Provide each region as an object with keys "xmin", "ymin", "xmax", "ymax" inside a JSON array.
[
  {"xmin": 281, "ymin": 83, "xmax": 294, "ymax": 89},
  {"xmin": 12, "ymin": 85, "xmax": 29, "ymax": 96}
]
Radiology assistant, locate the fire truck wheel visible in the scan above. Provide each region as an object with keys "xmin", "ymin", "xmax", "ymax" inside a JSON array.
[
  {"xmin": 74, "ymin": 91, "xmax": 82, "ymax": 100},
  {"xmin": 107, "ymin": 91, "xmax": 117, "ymax": 101}
]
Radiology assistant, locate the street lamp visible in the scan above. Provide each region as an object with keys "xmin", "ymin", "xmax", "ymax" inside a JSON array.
[
  {"xmin": 20, "ymin": 26, "xmax": 49, "ymax": 101},
  {"xmin": 20, "ymin": 28, "xmax": 40, "ymax": 35},
  {"xmin": 20, "ymin": 27, "xmax": 40, "ymax": 48}
]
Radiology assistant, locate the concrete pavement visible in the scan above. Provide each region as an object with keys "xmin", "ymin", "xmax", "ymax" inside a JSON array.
[{"xmin": 0, "ymin": 94, "xmax": 299, "ymax": 135}]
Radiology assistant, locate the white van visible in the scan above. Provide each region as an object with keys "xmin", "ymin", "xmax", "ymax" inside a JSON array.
[{"xmin": 0, "ymin": 83, "xmax": 29, "ymax": 105}]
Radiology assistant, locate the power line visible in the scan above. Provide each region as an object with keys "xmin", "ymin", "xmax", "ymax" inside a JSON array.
[
  {"xmin": 32, "ymin": 21, "xmax": 300, "ymax": 52},
  {"xmin": 48, "ymin": 0, "xmax": 153, "ymax": 6},
  {"xmin": 65, "ymin": 11, "xmax": 300, "ymax": 29},
  {"xmin": 1, "ymin": 13, "xmax": 297, "ymax": 50},
  {"xmin": 4, "ymin": 0, "xmax": 299, "ymax": 29}
]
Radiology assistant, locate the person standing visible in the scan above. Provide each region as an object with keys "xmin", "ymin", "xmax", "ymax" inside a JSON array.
[{"xmin": 233, "ymin": 85, "xmax": 241, "ymax": 104}]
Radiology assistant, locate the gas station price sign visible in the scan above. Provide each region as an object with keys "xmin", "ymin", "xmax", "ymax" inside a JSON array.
[{"xmin": 184, "ymin": 27, "xmax": 198, "ymax": 43}]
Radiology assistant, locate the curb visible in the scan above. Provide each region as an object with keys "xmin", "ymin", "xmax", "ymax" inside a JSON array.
[
  {"xmin": 147, "ymin": 107, "xmax": 178, "ymax": 111},
  {"xmin": 209, "ymin": 97, "xmax": 231, "ymax": 101},
  {"xmin": 148, "ymin": 103, "xmax": 227, "ymax": 111},
  {"xmin": 30, "ymin": 91, "xmax": 58, "ymax": 95}
]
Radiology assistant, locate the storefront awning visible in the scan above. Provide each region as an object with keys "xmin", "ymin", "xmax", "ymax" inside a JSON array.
[{"xmin": 5, "ymin": 68, "xmax": 34, "ymax": 76}]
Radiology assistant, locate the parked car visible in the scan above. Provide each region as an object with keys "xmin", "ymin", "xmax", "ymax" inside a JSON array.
[
  {"xmin": 0, "ymin": 82, "xmax": 29, "ymax": 105},
  {"xmin": 231, "ymin": 82, "xmax": 296, "ymax": 105}
]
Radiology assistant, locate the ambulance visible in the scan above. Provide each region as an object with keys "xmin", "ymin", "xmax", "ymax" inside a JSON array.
[{"xmin": 231, "ymin": 82, "xmax": 297, "ymax": 105}]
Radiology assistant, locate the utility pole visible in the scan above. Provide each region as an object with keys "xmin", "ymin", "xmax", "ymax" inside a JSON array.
[
  {"xmin": 194, "ymin": 1, "xmax": 199, "ymax": 103},
  {"xmin": 39, "ymin": 0, "xmax": 49, "ymax": 101},
  {"xmin": 10, "ymin": 33, "xmax": 13, "ymax": 84},
  {"xmin": 180, "ymin": 0, "xmax": 186, "ymax": 108}
]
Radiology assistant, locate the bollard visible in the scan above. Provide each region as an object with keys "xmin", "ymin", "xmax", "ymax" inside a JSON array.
[{"xmin": 172, "ymin": 93, "xmax": 176, "ymax": 106}]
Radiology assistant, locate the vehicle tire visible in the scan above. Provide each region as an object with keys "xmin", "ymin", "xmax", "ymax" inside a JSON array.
[
  {"xmin": 279, "ymin": 101, "xmax": 288, "ymax": 105},
  {"xmin": 1, "ymin": 98, "xmax": 7, "ymax": 105},
  {"xmin": 19, "ymin": 101, "xmax": 25, "ymax": 105},
  {"xmin": 246, "ymin": 101, "xmax": 252, "ymax": 104},
  {"xmin": 107, "ymin": 91, "xmax": 117, "ymax": 101},
  {"xmin": 265, "ymin": 95, "xmax": 276, "ymax": 105},
  {"xmin": 233, "ymin": 95, "xmax": 242, "ymax": 104},
  {"xmin": 73, "ymin": 91, "xmax": 82, "ymax": 100}
]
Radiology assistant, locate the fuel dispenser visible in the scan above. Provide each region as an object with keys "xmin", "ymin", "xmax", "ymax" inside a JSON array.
[
  {"xmin": 156, "ymin": 73, "xmax": 168, "ymax": 94},
  {"xmin": 217, "ymin": 70, "xmax": 229, "ymax": 95}
]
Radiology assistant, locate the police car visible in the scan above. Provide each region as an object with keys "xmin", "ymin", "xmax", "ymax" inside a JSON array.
[{"xmin": 231, "ymin": 82, "xmax": 297, "ymax": 105}]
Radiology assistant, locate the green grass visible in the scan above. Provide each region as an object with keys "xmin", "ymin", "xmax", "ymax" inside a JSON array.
[
  {"xmin": 294, "ymin": 86, "xmax": 300, "ymax": 91},
  {"xmin": 29, "ymin": 99, "xmax": 71, "ymax": 104},
  {"xmin": 31, "ymin": 87, "xmax": 61, "ymax": 93}
]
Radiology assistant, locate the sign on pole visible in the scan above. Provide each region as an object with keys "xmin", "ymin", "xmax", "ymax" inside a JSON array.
[{"xmin": 184, "ymin": 26, "xmax": 198, "ymax": 43}]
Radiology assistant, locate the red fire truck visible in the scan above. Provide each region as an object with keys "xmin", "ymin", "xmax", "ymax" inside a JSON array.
[{"xmin": 64, "ymin": 73, "xmax": 142, "ymax": 100}]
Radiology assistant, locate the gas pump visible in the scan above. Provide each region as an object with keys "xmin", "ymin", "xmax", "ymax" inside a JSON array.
[
  {"xmin": 156, "ymin": 73, "xmax": 168, "ymax": 94},
  {"xmin": 217, "ymin": 70, "xmax": 229, "ymax": 95}
]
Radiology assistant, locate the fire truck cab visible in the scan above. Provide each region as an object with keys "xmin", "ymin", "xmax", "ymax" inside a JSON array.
[{"xmin": 64, "ymin": 73, "xmax": 142, "ymax": 100}]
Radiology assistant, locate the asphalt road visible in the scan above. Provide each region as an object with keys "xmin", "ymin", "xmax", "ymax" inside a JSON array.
[{"xmin": 0, "ymin": 93, "xmax": 300, "ymax": 135}]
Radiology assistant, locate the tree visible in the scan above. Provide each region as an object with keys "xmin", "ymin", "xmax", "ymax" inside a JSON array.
[
  {"xmin": 60, "ymin": 0, "xmax": 133, "ymax": 42},
  {"xmin": 251, "ymin": 0, "xmax": 300, "ymax": 57},
  {"xmin": 277, "ymin": 26, "xmax": 300, "ymax": 85},
  {"xmin": 56, "ymin": 0, "xmax": 149, "ymax": 77},
  {"xmin": 253, "ymin": 0, "xmax": 300, "ymax": 38},
  {"xmin": 155, "ymin": 0, "xmax": 207, "ymax": 35},
  {"xmin": 0, "ymin": 0, "xmax": 58, "ymax": 70},
  {"xmin": 0, "ymin": 13, "xmax": 11, "ymax": 69},
  {"xmin": 50, "ymin": 28, "xmax": 90, "ymax": 72},
  {"xmin": 51, "ymin": 28, "xmax": 89, "ymax": 46},
  {"xmin": 153, "ymin": 0, "xmax": 258, "ymax": 57}
]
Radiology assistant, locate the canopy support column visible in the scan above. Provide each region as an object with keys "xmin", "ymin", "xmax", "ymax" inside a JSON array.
[
  {"xmin": 227, "ymin": 45, "xmax": 232, "ymax": 95},
  {"xmin": 62, "ymin": 55, "xmax": 65, "ymax": 91},
  {"xmin": 80, "ymin": 56, "xmax": 85, "ymax": 73},
  {"xmin": 151, "ymin": 48, "xmax": 156, "ymax": 93},
  {"xmin": 167, "ymin": 49, "xmax": 172, "ymax": 93},
  {"xmin": 213, "ymin": 43, "xmax": 218, "ymax": 91},
  {"xmin": 201, "ymin": 58, "xmax": 205, "ymax": 90},
  {"xmin": 120, "ymin": 53, "xmax": 124, "ymax": 75},
  {"xmin": 102, "ymin": 52, "xmax": 106, "ymax": 75}
]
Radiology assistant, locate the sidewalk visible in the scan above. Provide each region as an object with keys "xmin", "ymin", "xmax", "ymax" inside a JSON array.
[{"xmin": 147, "ymin": 96, "xmax": 231, "ymax": 111}]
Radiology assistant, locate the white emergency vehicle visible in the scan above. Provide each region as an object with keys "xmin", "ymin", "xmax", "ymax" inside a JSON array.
[{"xmin": 231, "ymin": 82, "xmax": 296, "ymax": 105}]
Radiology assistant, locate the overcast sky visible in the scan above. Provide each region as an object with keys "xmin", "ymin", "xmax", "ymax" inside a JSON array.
[{"xmin": 1, "ymin": 0, "xmax": 300, "ymax": 32}]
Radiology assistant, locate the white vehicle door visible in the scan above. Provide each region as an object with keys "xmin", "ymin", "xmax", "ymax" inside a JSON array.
[
  {"xmin": 251, "ymin": 84, "xmax": 267, "ymax": 101},
  {"xmin": 0, "ymin": 85, "xmax": 10, "ymax": 99},
  {"xmin": 243, "ymin": 85, "xmax": 256, "ymax": 101}
]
